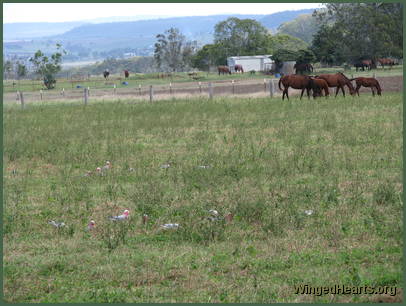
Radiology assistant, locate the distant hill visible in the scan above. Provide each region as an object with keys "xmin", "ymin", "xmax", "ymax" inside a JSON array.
[
  {"xmin": 4, "ymin": 9, "xmax": 318, "ymax": 61},
  {"xmin": 259, "ymin": 9, "xmax": 315, "ymax": 30},
  {"xmin": 3, "ymin": 21, "xmax": 87, "ymax": 40}
]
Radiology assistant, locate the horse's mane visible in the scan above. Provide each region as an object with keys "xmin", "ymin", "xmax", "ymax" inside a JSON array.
[{"xmin": 338, "ymin": 72, "xmax": 351, "ymax": 81}]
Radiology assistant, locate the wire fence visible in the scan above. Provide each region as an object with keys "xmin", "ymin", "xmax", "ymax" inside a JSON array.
[
  {"xmin": 4, "ymin": 75, "xmax": 403, "ymax": 108},
  {"xmin": 5, "ymin": 78, "xmax": 280, "ymax": 107}
]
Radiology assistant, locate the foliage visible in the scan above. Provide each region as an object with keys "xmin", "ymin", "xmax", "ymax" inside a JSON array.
[
  {"xmin": 310, "ymin": 24, "xmax": 346, "ymax": 66},
  {"xmin": 29, "ymin": 44, "xmax": 66, "ymax": 89},
  {"xmin": 312, "ymin": 3, "xmax": 403, "ymax": 62},
  {"xmin": 3, "ymin": 60, "xmax": 14, "ymax": 79},
  {"xmin": 154, "ymin": 27, "xmax": 197, "ymax": 72},
  {"xmin": 16, "ymin": 62, "xmax": 27, "ymax": 79},
  {"xmin": 214, "ymin": 17, "xmax": 270, "ymax": 58},
  {"xmin": 295, "ymin": 49, "xmax": 316, "ymax": 65},
  {"xmin": 268, "ymin": 34, "xmax": 308, "ymax": 54},
  {"xmin": 277, "ymin": 13, "xmax": 320, "ymax": 44}
]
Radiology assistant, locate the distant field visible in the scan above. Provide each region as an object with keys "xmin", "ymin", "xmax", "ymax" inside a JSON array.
[
  {"xmin": 3, "ymin": 93, "xmax": 403, "ymax": 302},
  {"xmin": 3, "ymin": 64, "xmax": 403, "ymax": 94}
]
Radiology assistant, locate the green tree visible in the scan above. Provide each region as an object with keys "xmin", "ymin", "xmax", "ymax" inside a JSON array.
[
  {"xmin": 154, "ymin": 27, "xmax": 197, "ymax": 72},
  {"xmin": 191, "ymin": 43, "xmax": 226, "ymax": 70},
  {"xmin": 268, "ymin": 34, "xmax": 308, "ymax": 54},
  {"xmin": 310, "ymin": 24, "xmax": 345, "ymax": 66},
  {"xmin": 30, "ymin": 44, "xmax": 66, "ymax": 89},
  {"xmin": 313, "ymin": 3, "xmax": 403, "ymax": 62},
  {"xmin": 16, "ymin": 62, "xmax": 27, "ymax": 79},
  {"xmin": 214, "ymin": 17, "xmax": 270, "ymax": 58},
  {"xmin": 3, "ymin": 60, "xmax": 13, "ymax": 79}
]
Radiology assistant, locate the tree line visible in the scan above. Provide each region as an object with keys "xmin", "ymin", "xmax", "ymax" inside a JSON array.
[{"xmin": 5, "ymin": 3, "xmax": 402, "ymax": 89}]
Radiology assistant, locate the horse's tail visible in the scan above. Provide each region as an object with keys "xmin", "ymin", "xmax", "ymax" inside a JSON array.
[{"xmin": 278, "ymin": 77, "xmax": 283, "ymax": 91}]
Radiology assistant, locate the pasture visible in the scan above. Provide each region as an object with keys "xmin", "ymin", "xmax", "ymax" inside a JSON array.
[
  {"xmin": 3, "ymin": 92, "xmax": 403, "ymax": 302},
  {"xmin": 3, "ymin": 64, "xmax": 403, "ymax": 94}
]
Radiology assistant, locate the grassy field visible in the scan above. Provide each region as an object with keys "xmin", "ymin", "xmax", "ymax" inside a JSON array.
[
  {"xmin": 3, "ymin": 92, "xmax": 403, "ymax": 302},
  {"xmin": 3, "ymin": 64, "xmax": 403, "ymax": 93}
]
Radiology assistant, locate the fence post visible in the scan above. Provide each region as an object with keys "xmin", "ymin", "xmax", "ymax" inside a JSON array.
[
  {"xmin": 87, "ymin": 87, "xmax": 90, "ymax": 96},
  {"xmin": 61, "ymin": 88, "xmax": 65, "ymax": 97},
  {"xmin": 373, "ymin": 72, "xmax": 376, "ymax": 78},
  {"xmin": 40, "ymin": 89, "xmax": 43, "ymax": 100},
  {"xmin": 169, "ymin": 82, "xmax": 172, "ymax": 95},
  {"xmin": 209, "ymin": 82, "xmax": 213, "ymax": 99},
  {"xmin": 269, "ymin": 80, "xmax": 274, "ymax": 98},
  {"xmin": 232, "ymin": 80, "xmax": 235, "ymax": 94},
  {"xmin": 199, "ymin": 82, "xmax": 202, "ymax": 93},
  {"xmin": 149, "ymin": 85, "xmax": 153, "ymax": 102},
  {"xmin": 84, "ymin": 88, "xmax": 88, "ymax": 105},
  {"xmin": 19, "ymin": 91, "xmax": 25, "ymax": 109},
  {"xmin": 138, "ymin": 84, "xmax": 141, "ymax": 95},
  {"xmin": 264, "ymin": 78, "xmax": 267, "ymax": 92},
  {"xmin": 113, "ymin": 84, "xmax": 116, "ymax": 94}
]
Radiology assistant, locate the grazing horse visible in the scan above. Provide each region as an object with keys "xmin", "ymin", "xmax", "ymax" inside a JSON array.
[
  {"xmin": 218, "ymin": 66, "xmax": 231, "ymax": 75},
  {"xmin": 103, "ymin": 70, "xmax": 110, "ymax": 79},
  {"xmin": 308, "ymin": 78, "xmax": 329, "ymax": 98},
  {"xmin": 350, "ymin": 77, "xmax": 382, "ymax": 96},
  {"xmin": 124, "ymin": 70, "xmax": 129, "ymax": 78},
  {"xmin": 278, "ymin": 74, "xmax": 311, "ymax": 100},
  {"xmin": 378, "ymin": 58, "xmax": 395, "ymax": 69},
  {"xmin": 294, "ymin": 63, "xmax": 313, "ymax": 74},
  {"xmin": 234, "ymin": 64, "xmax": 244, "ymax": 73},
  {"xmin": 354, "ymin": 61, "xmax": 369, "ymax": 71},
  {"xmin": 314, "ymin": 72, "xmax": 355, "ymax": 97}
]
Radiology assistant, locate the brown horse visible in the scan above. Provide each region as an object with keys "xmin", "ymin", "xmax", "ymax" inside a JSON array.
[
  {"xmin": 124, "ymin": 70, "xmax": 129, "ymax": 78},
  {"xmin": 234, "ymin": 64, "xmax": 244, "ymax": 73},
  {"xmin": 218, "ymin": 66, "xmax": 231, "ymax": 75},
  {"xmin": 278, "ymin": 74, "xmax": 311, "ymax": 100},
  {"xmin": 378, "ymin": 58, "xmax": 394, "ymax": 69},
  {"xmin": 314, "ymin": 72, "xmax": 355, "ymax": 97},
  {"xmin": 350, "ymin": 77, "xmax": 382, "ymax": 96},
  {"xmin": 294, "ymin": 63, "xmax": 313, "ymax": 74},
  {"xmin": 308, "ymin": 78, "xmax": 329, "ymax": 98}
]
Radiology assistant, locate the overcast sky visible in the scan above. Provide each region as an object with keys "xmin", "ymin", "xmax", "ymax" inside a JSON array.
[{"xmin": 3, "ymin": 3, "xmax": 323, "ymax": 23}]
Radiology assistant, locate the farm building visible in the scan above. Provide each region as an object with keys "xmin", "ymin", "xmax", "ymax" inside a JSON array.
[{"xmin": 227, "ymin": 55, "xmax": 273, "ymax": 72}]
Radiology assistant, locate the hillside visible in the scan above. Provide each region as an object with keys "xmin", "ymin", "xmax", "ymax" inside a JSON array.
[{"xmin": 4, "ymin": 9, "xmax": 317, "ymax": 61}]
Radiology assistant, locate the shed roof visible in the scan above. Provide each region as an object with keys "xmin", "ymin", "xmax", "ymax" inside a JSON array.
[{"xmin": 228, "ymin": 55, "xmax": 272, "ymax": 60}]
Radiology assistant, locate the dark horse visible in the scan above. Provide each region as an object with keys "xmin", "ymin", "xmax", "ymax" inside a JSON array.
[
  {"xmin": 378, "ymin": 58, "xmax": 395, "ymax": 69},
  {"xmin": 234, "ymin": 64, "xmax": 244, "ymax": 73},
  {"xmin": 354, "ymin": 61, "xmax": 369, "ymax": 71},
  {"xmin": 308, "ymin": 78, "xmax": 330, "ymax": 98},
  {"xmin": 124, "ymin": 70, "xmax": 129, "ymax": 78},
  {"xmin": 103, "ymin": 70, "xmax": 110, "ymax": 79},
  {"xmin": 278, "ymin": 74, "xmax": 311, "ymax": 100},
  {"xmin": 218, "ymin": 66, "xmax": 231, "ymax": 75},
  {"xmin": 294, "ymin": 63, "xmax": 313, "ymax": 74},
  {"xmin": 314, "ymin": 72, "xmax": 355, "ymax": 97},
  {"xmin": 350, "ymin": 77, "xmax": 382, "ymax": 96}
]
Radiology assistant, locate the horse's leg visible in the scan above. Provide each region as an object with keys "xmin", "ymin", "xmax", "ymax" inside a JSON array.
[
  {"xmin": 371, "ymin": 88, "xmax": 375, "ymax": 96},
  {"xmin": 306, "ymin": 88, "xmax": 311, "ymax": 99},
  {"xmin": 300, "ymin": 88, "xmax": 305, "ymax": 100},
  {"xmin": 355, "ymin": 84, "xmax": 361, "ymax": 96},
  {"xmin": 341, "ymin": 86, "xmax": 345, "ymax": 97},
  {"xmin": 335, "ymin": 87, "xmax": 339, "ymax": 97},
  {"xmin": 285, "ymin": 89, "xmax": 290, "ymax": 100}
]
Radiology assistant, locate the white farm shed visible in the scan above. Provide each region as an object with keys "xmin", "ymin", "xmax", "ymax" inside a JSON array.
[{"xmin": 227, "ymin": 55, "xmax": 273, "ymax": 72}]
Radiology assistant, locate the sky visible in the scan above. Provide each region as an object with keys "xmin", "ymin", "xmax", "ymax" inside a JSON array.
[{"xmin": 3, "ymin": 3, "xmax": 323, "ymax": 23}]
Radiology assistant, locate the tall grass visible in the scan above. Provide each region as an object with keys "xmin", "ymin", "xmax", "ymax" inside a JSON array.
[{"xmin": 3, "ymin": 93, "xmax": 403, "ymax": 302}]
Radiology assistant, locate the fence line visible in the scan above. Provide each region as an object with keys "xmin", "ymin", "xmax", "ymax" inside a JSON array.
[{"xmin": 6, "ymin": 78, "xmax": 287, "ymax": 105}]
